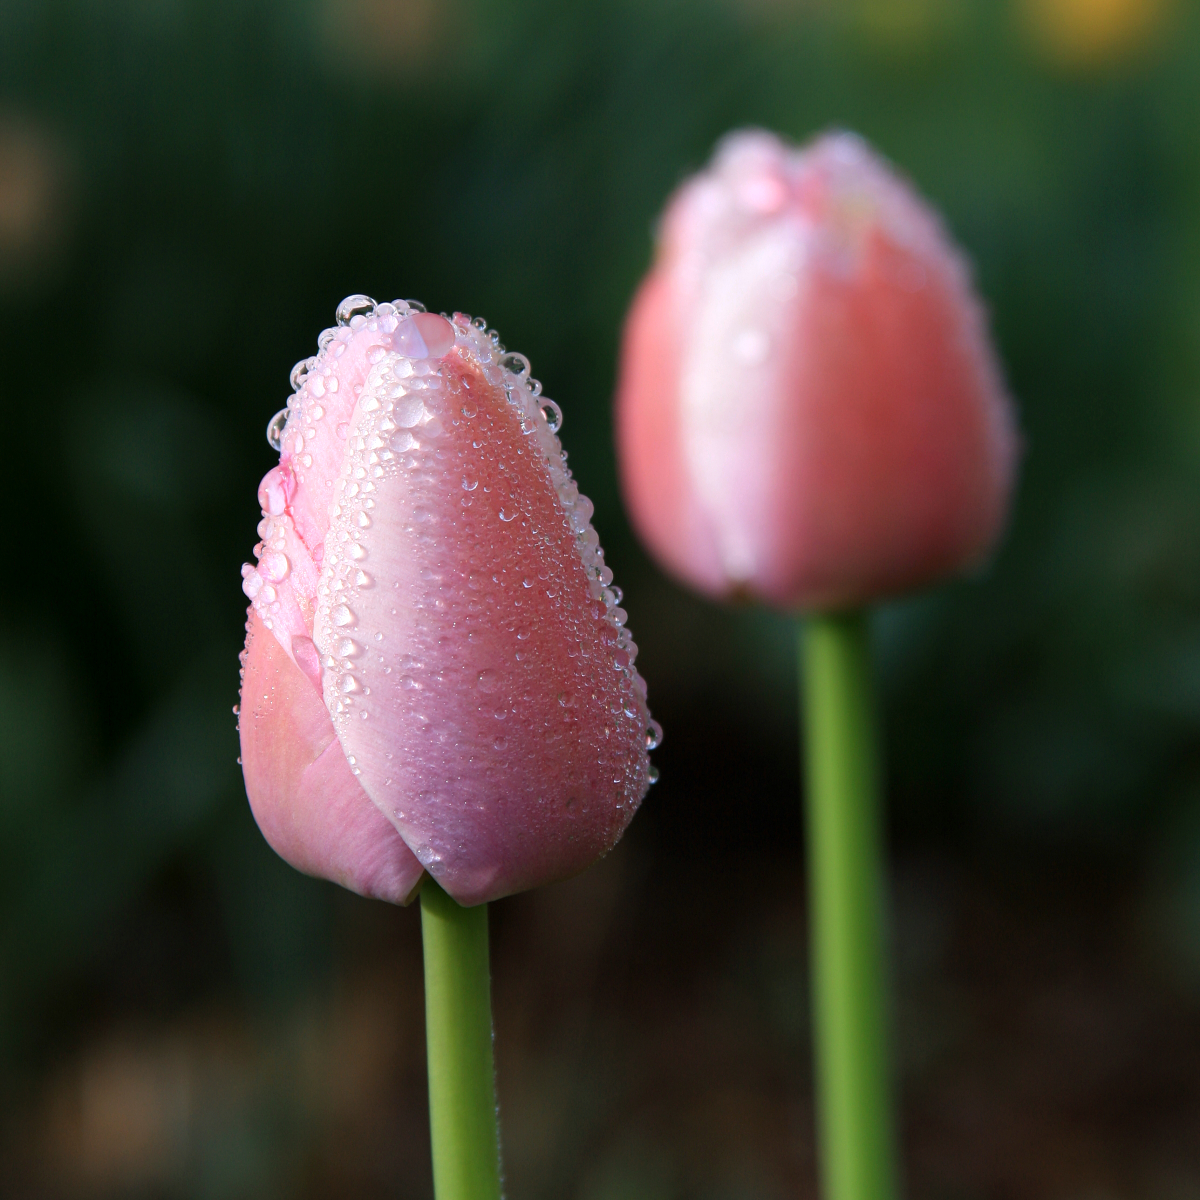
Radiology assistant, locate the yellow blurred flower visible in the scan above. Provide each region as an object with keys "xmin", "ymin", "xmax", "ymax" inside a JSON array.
[{"xmin": 1019, "ymin": 0, "xmax": 1175, "ymax": 69}]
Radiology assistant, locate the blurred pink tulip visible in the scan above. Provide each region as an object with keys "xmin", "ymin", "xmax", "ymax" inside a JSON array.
[
  {"xmin": 616, "ymin": 130, "xmax": 1018, "ymax": 610},
  {"xmin": 239, "ymin": 298, "xmax": 656, "ymax": 906}
]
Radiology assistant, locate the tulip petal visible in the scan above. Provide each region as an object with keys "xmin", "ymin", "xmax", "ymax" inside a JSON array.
[
  {"xmin": 239, "ymin": 610, "xmax": 426, "ymax": 905},
  {"xmin": 312, "ymin": 319, "xmax": 651, "ymax": 905},
  {"xmin": 617, "ymin": 130, "xmax": 1018, "ymax": 610},
  {"xmin": 241, "ymin": 299, "xmax": 653, "ymax": 906}
]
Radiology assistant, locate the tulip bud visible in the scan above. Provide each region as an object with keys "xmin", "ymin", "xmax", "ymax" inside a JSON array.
[
  {"xmin": 239, "ymin": 298, "xmax": 656, "ymax": 906},
  {"xmin": 616, "ymin": 130, "xmax": 1018, "ymax": 610}
]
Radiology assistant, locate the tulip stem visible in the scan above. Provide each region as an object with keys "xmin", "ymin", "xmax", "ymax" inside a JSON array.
[
  {"xmin": 801, "ymin": 611, "xmax": 898, "ymax": 1200},
  {"xmin": 420, "ymin": 880, "xmax": 503, "ymax": 1200}
]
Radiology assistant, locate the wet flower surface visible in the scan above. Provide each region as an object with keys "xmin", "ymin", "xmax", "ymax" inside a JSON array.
[{"xmin": 240, "ymin": 298, "xmax": 655, "ymax": 906}]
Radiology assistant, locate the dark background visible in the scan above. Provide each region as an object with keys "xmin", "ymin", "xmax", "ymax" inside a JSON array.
[{"xmin": 2, "ymin": 0, "xmax": 1200, "ymax": 1196}]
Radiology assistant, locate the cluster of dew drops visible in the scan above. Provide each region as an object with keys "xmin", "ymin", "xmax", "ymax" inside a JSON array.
[{"xmin": 250, "ymin": 294, "xmax": 662, "ymax": 780}]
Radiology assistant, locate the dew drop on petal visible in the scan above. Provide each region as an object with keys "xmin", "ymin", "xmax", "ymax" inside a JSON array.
[
  {"xmin": 241, "ymin": 567, "xmax": 263, "ymax": 600},
  {"xmin": 261, "ymin": 551, "xmax": 289, "ymax": 582},
  {"xmin": 646, "ymin": 720, "xmax": 663, "ymax": 750},
  {"xmin": 333, "ymin": 604, "xmax": 354, "ymax": 627},
  {"xmin": 412, "ymin": 312, "xmax": 457, "ymax": 358},
  {"xmin": 291, "ymin": 358, "xmax": 315, "ymax": 392},
  {"xmin": 500, "ymin": 352, "xmax": 530, "ymax": 377},
  {"xmin": 337, "ymin": 294, "xmax": 376, "ymax": 326},
  {"xmin": 258, "ymin": 468, "xmax": 288, "ymax": 516},
  {"xmin": 540, "ymin": 400, "xmax": 563, "ymax": 433},
  {"xmin": 266, "ymin": 408, "xmax": 288, "ymax": 452}
]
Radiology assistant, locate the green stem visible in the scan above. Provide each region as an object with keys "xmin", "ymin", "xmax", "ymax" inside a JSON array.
[
  {"xmin": 420, "ymin": 880, "xmax": 503, "ymax": 1200},
  {"xmin": 801, "ymin": 611, "xmax": 898, "ymax": 1200}
]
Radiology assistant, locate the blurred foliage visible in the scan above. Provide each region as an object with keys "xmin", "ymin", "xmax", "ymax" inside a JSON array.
[{"xmin": 2, "ymin": 0, "xmax": 1200, "ymax": 1194}]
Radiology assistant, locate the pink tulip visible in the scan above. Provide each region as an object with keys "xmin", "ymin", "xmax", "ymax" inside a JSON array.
[
  {"xmin": 239, "ymin": 298, "xmax": 656, "ymax": 907},
  {"xmin": 616, "ymin": 130, "xmax": 1018, "ymax": 610}
]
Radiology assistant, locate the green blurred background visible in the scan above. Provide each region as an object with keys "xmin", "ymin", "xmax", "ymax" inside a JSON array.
[{"xmin": 3, "ymin": 0, "xmax": 1200, "ymax": 1195}]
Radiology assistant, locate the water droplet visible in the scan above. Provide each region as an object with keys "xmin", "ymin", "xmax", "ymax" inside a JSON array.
[
  {"xmin": 500, "ymin": 352, "xmax": 530, "ymax": 377},
  {"xmin": 355, "ymin": 570, "xmax": 372, "ymax": 587},
  {"xmin": 349, "ymin": 543, "xmax": 367, "ymax": 560},
  {"xmin": 462, "ymin": 475, "xmax": 478, "ymax": 492},
  {"xmin": 646, "ymin": 720, "xmax": 663, "ymax": 750},
  {"xmin": 648, "ymin": 765, "xmax": 660, "ymax": 785},
  {"xmin": 406, "ymin": 299, "xmax": 427, "ymax": 312},
  {"xmin": 262, "ymin": 551, "xmax": 289, "ymax": 582},
  {"xmin": 356, "ymin": 511, "xmax": 371, "ymax": 528},
  {"xmin": 337, "ymin": 294, "xmax": 376, "ymax": 325},
  {"xmin": 266, "ymin": 408, "xmax": 288, "ymax": 452},
  {"xmin": 333, "ymin": 604, "xmax": 354, "ymax": 627},
  {"xmin": 258, "ymin": 467, "xmax": 288, "ymax": 515},
  {"xmin": 241, "ymin": 569, "xmax": 263, "ymax": 600},
  {"xmin": 498, "ymin": 507, "xmax": 516, "ymax": 522},
  {"xmin": 476, "ymin": 669, "xmax": 497, "ymax": 692},
  {"xmin": 311, "ymin": 405, "xmax": 325, "ymax": 420},
  {"xmin": 291, "ymin": 357, "xmax": 316, "ymax": 392},
  {"xmin": 367, "ymin": 344, "xmax": 388, "ymax": 364},
  {"xmin": 340, "ymin": 674, "xmax": 361, "ymax": 693},
  {"xmin": 540, "ymin": 400, "xmax": 563, "ymax": 433},
  {"xmin": 339, "ymin": 638, "xmax": 359, "ymax": 657},
  {"xmin": 394, "ymin": 395, "xmax": 426, "ymax": 428}
]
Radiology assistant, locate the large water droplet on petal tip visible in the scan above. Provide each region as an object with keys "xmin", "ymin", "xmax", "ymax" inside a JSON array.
[
  {"xmin": 266, "ymin": 408, "xmax": 289, "ymax": 452},
  {"xmin": 336, "ymin": 294, "xmax": 376, "ymax": 325},
  {"xmin": 540, "ymin": 399, "xmax": 563, "ymax": 433},
  {"xmin": 290, "ymin": 357, "xmax": 314, "ymax": 392}
]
